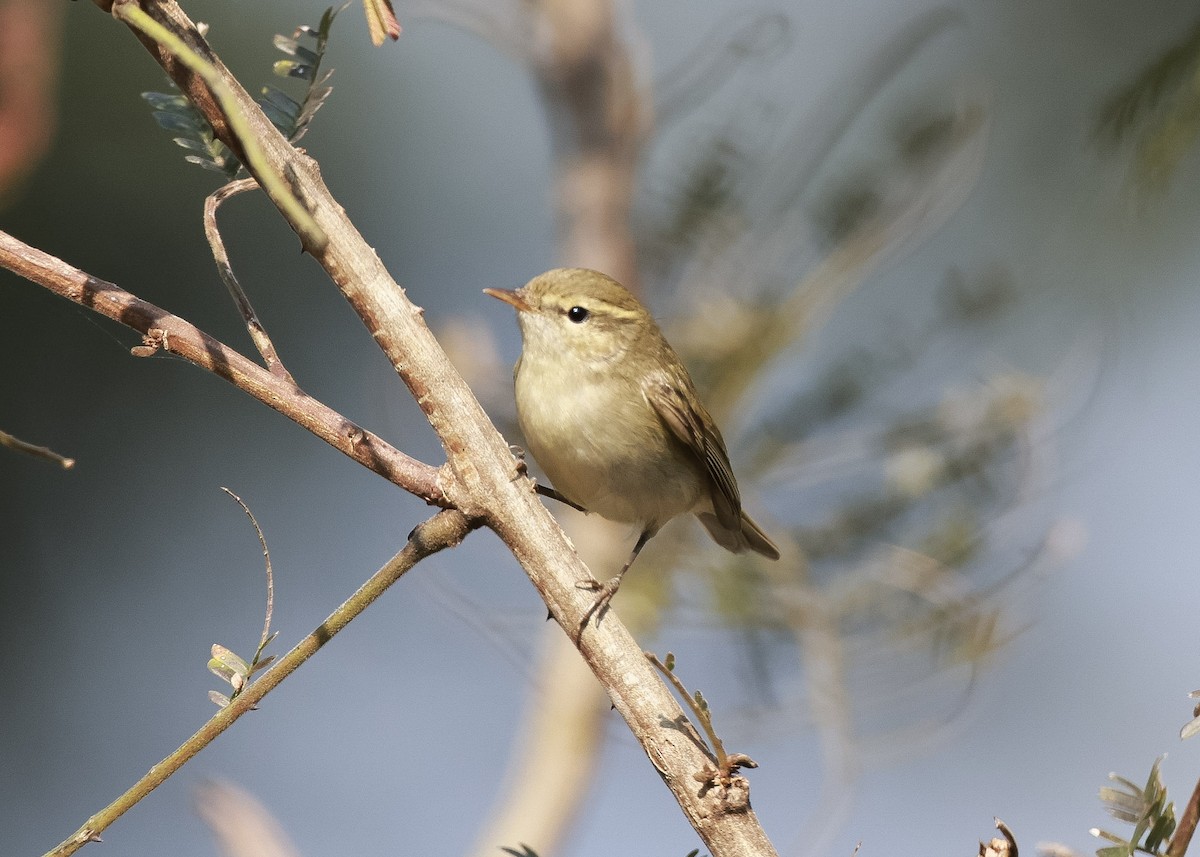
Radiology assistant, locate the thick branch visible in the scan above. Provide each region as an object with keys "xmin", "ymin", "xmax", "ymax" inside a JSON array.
[
  {"xmin": 0, "ymin": 230, "xmax": 444, "ymax": 505},
  {"xmin": 42, "ymin": 509, "xmax": 474, "ymax": 857}
]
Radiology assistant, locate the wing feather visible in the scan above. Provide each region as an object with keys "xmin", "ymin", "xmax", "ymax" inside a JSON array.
[{"xmin": 644, "ymin": 377, "xmax": 742, "ymax": 530}]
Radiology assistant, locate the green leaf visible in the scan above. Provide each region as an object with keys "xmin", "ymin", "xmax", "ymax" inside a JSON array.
[
  {"xmin": 211, "ymin": 644, "xmax": 249, "ymax": 675},
  {"xmin": 208, "ymin": 658, "xmax": 237, "ymax": 684},
  {"xmin": 270, "ymin": 59, "xmax": 305, "ymax": 80},
  {"xmin": 249, "ymin": 655, "xmax": 276, "ymax": 676},
  {"xmin": 151, "ymin": 110, "xmax": 205, "ymax": 135},
  {"xmin": 141, "ymin": 91, "xmax": 190, "ymax": 110}
]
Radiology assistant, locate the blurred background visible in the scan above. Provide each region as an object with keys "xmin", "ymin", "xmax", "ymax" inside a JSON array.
[{"xmin": 4, "ymin": 1, "xmax": 1200, "ymax": 855}]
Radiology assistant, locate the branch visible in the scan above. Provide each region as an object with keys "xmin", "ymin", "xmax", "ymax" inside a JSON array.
[
  {"xmin": 0, "ymin": 427, "xmax": 75, "ymax": 469},
  {"xmin": 204, "ymin": 178, "xmax": 294, "ymax": 383},
  {"xmin": 64, "ymin": 3, "xmax": 780, "ymax": 854},
  {"xmin": 528, "ymin": 0, "xmax": 644, "ymax": 288},
  {"xmin": 0, "ymin": 229, "xmax": 443, "ymax": 505},
  {"xmin": 42, "ymin": 509, "xmax": 474, "ymax": 857},
  {"xmin": 1167, "ymin": 773, "xmax": 1200, "ymax": 857}
]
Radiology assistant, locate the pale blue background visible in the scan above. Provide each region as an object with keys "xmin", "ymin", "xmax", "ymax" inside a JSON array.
[{"xmin": 4, "ymin": 1, "xmax": 1200, "ymax": 856}]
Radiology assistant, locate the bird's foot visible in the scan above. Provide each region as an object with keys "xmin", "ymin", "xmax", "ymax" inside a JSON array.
[{"xmin": 572, "ymin": 576, "xmax": 621, "ymax": 641}]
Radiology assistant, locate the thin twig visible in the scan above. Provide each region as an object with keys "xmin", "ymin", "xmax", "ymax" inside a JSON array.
[
  {"xmin": 204, "ymin": 179, "xmax": 294, "ymax": 382},
  {"xmin": 41, "ymin": 508, "xmax": 475, "ymax": 857},
  {"xmin": 0, "ymin": 428, "xmax": 75, "ymax": 469},
  {"xmin": 219, "ymin": 487, "xmax": 275, "ymax": 655},
  {"xmin": 0, "ymin": 229, "xmax": 445, "ymax": 505}
]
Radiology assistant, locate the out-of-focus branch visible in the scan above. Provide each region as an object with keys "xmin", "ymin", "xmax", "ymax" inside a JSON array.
[
  {"xmin": 0, "ymin": 0, "xmax": 61, "ymax": 195},
  {"xmin": 0, "ymin": 230, "xmax": 443, "ymax": 504},
  {"xmin": 529, "ymin": 0, "xmax": 645, "ymax": 288},
  {"xmin": 63, "ymin": 3, "xmax": 780, "ymax": 855},
  {"xmin": 195, "ymin": 780, "xmax": 301, "ymax": 857},
  {"xmin": 42, "ymin": 509, "xmax": 475, "ymax": 857}
]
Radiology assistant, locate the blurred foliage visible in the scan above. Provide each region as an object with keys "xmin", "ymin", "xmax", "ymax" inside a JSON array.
[
  {"xmin": 1092, "ymin": 757, "xmax": 1177, "ymax": 857},
  {"xmin": 361, "ymin": 0, "xmax": 401, "ymax": 46},
  {"xmin": 142, "ymin": 4, "xmax": 344, "ymax": 178},
  {"xmin": 1096, "ymin": 16, "xmax": 1200, "ymax": 187}
]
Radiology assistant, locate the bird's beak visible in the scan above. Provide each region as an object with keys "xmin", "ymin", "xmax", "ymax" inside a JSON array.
[{"xmin": 483, "ymin": 287, "xmax": 532, "ymax": 313}]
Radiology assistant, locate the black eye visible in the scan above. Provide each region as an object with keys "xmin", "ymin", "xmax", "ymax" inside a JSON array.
[{"xmin": 567, "ymin": 306, "xmax": 590, "ymax": 323}]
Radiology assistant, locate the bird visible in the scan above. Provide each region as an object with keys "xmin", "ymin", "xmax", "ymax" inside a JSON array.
[{"xmin": 485, "ymin": 267, "xmax": 780, "ymax": 631}]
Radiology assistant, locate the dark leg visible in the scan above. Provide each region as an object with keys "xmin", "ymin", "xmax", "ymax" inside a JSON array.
[
  {"xmin": 575, "ymin": 528, "xmax": 655, "ymax": 639},
  {"xmin": 535, "ymin": 483, "xmax": 587, "ymax": 513}
]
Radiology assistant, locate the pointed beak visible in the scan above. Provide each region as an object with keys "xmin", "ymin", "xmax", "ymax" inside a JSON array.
[{"xmin": 483, "ymin": 287, "xmax": 532, "ymax": 313}]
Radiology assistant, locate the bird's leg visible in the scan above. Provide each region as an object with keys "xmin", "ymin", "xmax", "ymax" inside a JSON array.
[
  {"xmin": 574, "ymin": 528, "xmax": 655, "ymax": 638},
  {"xmin": 535, "ymin": 483, "xmax": 587, "ymax": 513},
  {"xmin": 509, "ymin": 444, "xmax": 587, "ymax": 513}
]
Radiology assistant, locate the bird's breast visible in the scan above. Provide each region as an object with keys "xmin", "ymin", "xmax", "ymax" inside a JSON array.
[{"xmin": 513, "ymin": 357, "xmax": 704, "ymax": 527}]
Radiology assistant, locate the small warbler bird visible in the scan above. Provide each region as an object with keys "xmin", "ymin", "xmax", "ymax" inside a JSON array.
[{"xmin": 485, "ymin": 268, "xmax": 779, "ymax": 627}]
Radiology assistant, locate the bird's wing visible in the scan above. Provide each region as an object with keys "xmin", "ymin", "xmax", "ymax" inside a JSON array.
[{"xmin": 644, "ymin": 377, "xmax": 742, "ymax": 530}]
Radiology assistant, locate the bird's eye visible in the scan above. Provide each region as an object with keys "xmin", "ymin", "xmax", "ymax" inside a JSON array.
[{"xmin": 567, "ymin": 306, "xmax": 590, "ymax": 323}]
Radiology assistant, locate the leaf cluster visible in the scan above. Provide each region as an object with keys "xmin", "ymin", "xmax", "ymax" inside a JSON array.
[
  {"xmin": 141, "ymin": 5, "xmax": 345, "ymax": 178},
  {"xmin": 1093, "ymin": 757, "xmax": 1177, "ymax": 857}
]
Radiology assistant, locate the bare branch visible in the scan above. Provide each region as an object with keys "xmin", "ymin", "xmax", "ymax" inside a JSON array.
[
  {"xmin": 0, "ymin": 229, "xmax": 444, "ymax": 505},
  {"xmin": 204, "ymin": 178, "xmax": 294, "ymax": 382},
  {"xmin": 42, "ymin": 509, "xmax": 475, "ymax": 857},
  {"xmin": 0, "ymin": 427, "xmax": 75, "ymax": 469}
]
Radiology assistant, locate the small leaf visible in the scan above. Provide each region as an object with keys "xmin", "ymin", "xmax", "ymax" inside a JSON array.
[
  {"xmin": 208, "ymin": 658, "xmax": 238, "ymax": 684},
  {"xmin": 141, "ymin": 91, "xmax": 190, "ymax": 109},
  {"xmin": 211, "ymin": 644, "xmax": 250, "ymax": 677},
  {"xmin": 249, "ymin": 655, "xmax": 276, "ymax": 676},
  {"xmin": 261, "ymin": 85, "xmax": 303, "ymax": 113},
  {"xmin": 1181, "ymin": 714, "xmax": 1200, "ymax": 740},
  {"xmin": 209, "ymin": 690, "xmax": 231, "ymax": 708},
  {"xmin": 151, "ymin": 111, "xmax": 206, "ymax": 135},
  {"xmin": 363, "ymin": 0, "xmax": 401, "ymax": 46},
  {"xmin": 171, "ymin": 136, "xmax": 215, "ymax": 154},
  {"xmin": 260, "ymin": 101, "xmax": 299, "ymax": 135},
  {"xmin": 184, "ymin": 154, "xmax": 239, "ymax": 176},
  {"xmin": 273, "ymin": 59, "xmax": 314, "ymax": 81},
  {"xmin": 272, "ymin": 35, "xmax": 300, "ymax": 55}
]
